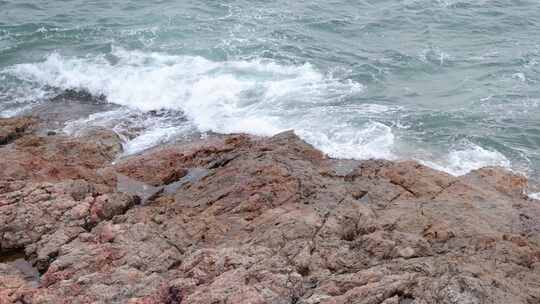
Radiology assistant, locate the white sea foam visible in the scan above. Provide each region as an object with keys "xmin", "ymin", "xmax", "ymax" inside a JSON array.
[
  {"xmin": 3, "ymin": 48, "xmax": 514, "ymax": 175},
  {"xmin": 0, "ymin": 75, "xmax": 51, "ymax": 117},
  {"xmin": 421, "ymin": 142, "xmax": 511, "ymax": 176},
  {"xmin": 529, "ymin": 192, "xmax": 540, "ymax": 200},
  {"xmin": 298, "ymin": 121, "xmax": 396, "ymax": 160},
  {"xmin": 0, "ymin": 106, "xmax": 29, "ymax": 117},
  {"xmin": 122, "ymin": 125, "xmax": 189, "ymax": 155},
  {"xmin": 6, "ymin": 47, "xmax": 402, "ymax": 159},
  {"xmin": 8, "ymin": 48, "xmax": 360, "ymax": 112},
  {"xmin": 63, "ymin": 108, "xmax": 196, "ymax": 155},
  {"xmin": 63, "ymin": 109, "xmax": 128, "ymax": 135}
]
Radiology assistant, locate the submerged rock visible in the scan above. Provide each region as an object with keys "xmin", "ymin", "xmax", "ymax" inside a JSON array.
[{"xmin": 0, "ymin": 117, "xmax": 539, "ymax": 304}]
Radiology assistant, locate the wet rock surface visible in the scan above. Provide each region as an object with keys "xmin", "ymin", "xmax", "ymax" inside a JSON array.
[
  {"xmin": 23, "ymin": 89, "xmax": 118, "ymax": 132},
  {"xmin": 0, "ymin": 117, "xmax": 36, "ymax": 146},
  {"xmin": 0, "ymin": 117, "xmax": 539, "ymax": 304}
]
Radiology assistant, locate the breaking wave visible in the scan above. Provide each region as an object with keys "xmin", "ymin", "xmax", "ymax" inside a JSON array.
[{"xmin": 3, "ymin": 47, "xmax": 514, "ymax": 175}]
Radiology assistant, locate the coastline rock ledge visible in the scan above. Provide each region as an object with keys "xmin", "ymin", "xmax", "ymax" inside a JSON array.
[{"xmin": 0, "ymin": 116, "xmax": 539, "ymax": 304}]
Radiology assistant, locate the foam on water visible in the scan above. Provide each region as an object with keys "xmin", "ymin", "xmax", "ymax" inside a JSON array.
[
  {"xmin": 421, "ymin": 141, "xmax": 511, "ymax": 176},
  {"xmin": 122, "ymin": 125, "xmax": 188, "ymax": 155},
  {"xmin": 2, "ymin": 47, "xmax": 517, "ymax": 175},
  {"xmin": 298, "ymin": 121, "xmax": 396, "ymax": 160},
  {"xmin": 0, "ymin": 74, "xmax": 51, "ymax": 117},
  {"xmin": 63, "ymin": 108, "xmax": 195, "ymax": 155},
  {"xmin": 6, "ymin": 47, "xmax": 362, "ymax": 130},
  {"xmin": 0, "ymin": 104, "xmax": 33, "ymax": 118},
  {"xmin": 5, "ymin": 48, "xmax": 394, "ymax": 155}
]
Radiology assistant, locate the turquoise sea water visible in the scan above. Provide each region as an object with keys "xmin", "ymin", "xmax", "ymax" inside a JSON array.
[{"xmin": 1, "ymin": 0, "xmax": 540, "ymax": 182}]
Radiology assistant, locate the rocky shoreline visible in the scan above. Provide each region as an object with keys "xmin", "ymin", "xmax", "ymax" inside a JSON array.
[{"xmin": 1, "ymin": 116, "xmax": 539, "ymax": 304}]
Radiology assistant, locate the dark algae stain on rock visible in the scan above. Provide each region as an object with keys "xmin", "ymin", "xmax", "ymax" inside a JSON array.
[
  {"xmin": 164, "ymin": 286, "xmax": 183, "ymax": 304},
  {"xmin": 1, "ymin": 116, "xmax": 540, "ymax": 303}
]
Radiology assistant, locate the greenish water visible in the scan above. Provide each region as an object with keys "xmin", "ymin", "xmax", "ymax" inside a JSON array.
[{"xmin": 1, "ymin": 0, "xmax": 540, "ymax": 183}]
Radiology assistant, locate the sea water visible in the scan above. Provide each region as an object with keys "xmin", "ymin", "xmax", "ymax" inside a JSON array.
[{"xmin": 1, "ymin": 0, "xmax": 539, "ymax": 185}]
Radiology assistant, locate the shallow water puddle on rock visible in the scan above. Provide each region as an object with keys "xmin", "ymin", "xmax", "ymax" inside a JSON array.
[
  {"xmin": 116, "ymin": 167, "xmax": 210, "ymax": 204},
  {"xmin": 116, "ymin": 173, "xmax": 162, "ymax": 204},
  {"xmin": 163, "ymin": 167, "xmax": 210, "ymax": 194}
]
